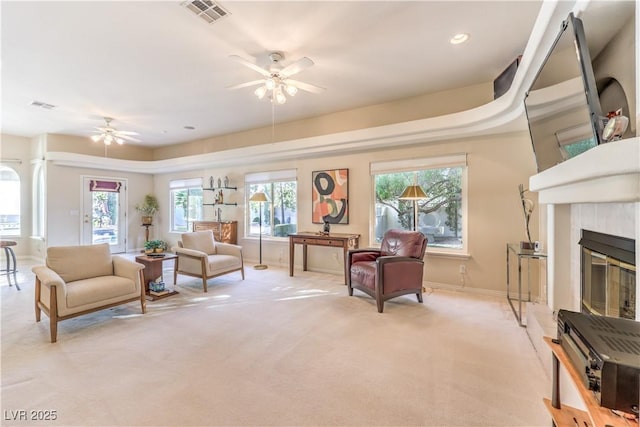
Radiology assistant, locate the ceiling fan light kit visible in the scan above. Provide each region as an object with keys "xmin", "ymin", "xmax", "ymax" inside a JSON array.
[
  {"xmin": 229, "ymin": 52, "xmax": 324, "ymax": 105},
  {"xmin": 90, "ymin": 117, "xmax": 140, "ymax": 146}
]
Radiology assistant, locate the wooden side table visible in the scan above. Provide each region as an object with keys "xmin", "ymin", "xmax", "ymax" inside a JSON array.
[
  {"xmin": 135, "ymin": 253, "xmax": 178, "ymax": 300},
  {"xmin": 289, "ymin": 232, "xmax": 360, "ymax": 284}
]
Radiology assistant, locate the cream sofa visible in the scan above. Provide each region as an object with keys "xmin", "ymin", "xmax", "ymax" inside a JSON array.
[
  {"xmin": 32, "ymin": 243, "xmax": 145, "ymax": 342},
  {"xmin": 173, "ymin": 230, "xmax": 244, "ymax": 292}
]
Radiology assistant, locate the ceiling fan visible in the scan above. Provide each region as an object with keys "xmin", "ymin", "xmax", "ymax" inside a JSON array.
[
  {"xmin": 228, "ymin": 52, "xmax": 325, "ymax": 104},
  {"xmin": 90, "ymin": 117, "xmax": 140, "ymax": 145}
]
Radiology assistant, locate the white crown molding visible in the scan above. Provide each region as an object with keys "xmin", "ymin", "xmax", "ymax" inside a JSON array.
[{"xmin": 47, "ymin": 1, "xmax": 569, "ymax": 175}]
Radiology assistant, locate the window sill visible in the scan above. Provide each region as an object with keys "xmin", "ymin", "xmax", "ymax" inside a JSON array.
[{"xmin": 425, "ymin": 250, "xmax": 471, "ymax": 260}]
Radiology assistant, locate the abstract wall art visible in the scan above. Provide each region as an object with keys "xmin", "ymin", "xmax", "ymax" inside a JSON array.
[{"xmin": 312, "ymin": 168, "xmax": 349, "ymax": 224}]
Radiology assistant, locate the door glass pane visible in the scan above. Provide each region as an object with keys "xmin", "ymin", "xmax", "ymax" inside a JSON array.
[{"xmin": 92, "ymin": 191, "xmax": 118, "ymax": 245}]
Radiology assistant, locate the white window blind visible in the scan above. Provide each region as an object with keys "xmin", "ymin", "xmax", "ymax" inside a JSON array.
[
  {"xmin": 170, "ymin": 177, "xmax": 202, "ymax": 188},
  {"xmin": 245, "ymin": 169, "xmax": 297, "ymax": 183},
  {"xmin": 370, "ymin": 154, "xmax": 467, "ymax": 175}
]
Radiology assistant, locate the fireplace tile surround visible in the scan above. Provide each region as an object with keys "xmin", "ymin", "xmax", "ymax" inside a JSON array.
[{"xmin": 526, "ymin": 137, "xmax": 639, "ymax": 409}]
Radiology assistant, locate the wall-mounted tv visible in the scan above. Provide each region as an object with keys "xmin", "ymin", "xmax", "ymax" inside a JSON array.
[{"xmin": 524, "ymin": 13, "xmax": 604, "ymax": 172}]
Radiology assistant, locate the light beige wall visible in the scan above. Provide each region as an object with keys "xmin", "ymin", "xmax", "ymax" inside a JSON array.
[
  {"xmin": 45, "ymin": 163, "xmax": 154, "ymax": 251},
  {"xmin": 153, "ymin": 82, "xmax": 492, "ymax": 160},
  {"xmin": 593, "ymin": 13, "xmax": 636, "ymax": 134},
  {"xmin": 47, "ymin": 134, "xmax": 154, "ymax": 161},
  {"xmin": 157, "ymin": 129, "xmax": 538, "ymax": 295},
  {"xmin": 0, "ymin": 134, "xmax": 33, "ymax": 258}
]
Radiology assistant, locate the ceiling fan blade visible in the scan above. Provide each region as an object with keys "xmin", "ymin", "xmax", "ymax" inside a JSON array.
[
  {"xmin": 280, "ymin": 57, "xmax": 314, "ymax": 78},
  {"xmin": 286, "ymin": 79, "xmax": 325, "ymax": 94},
  {"xmin": 227, "ymin": 80, "xmax": 264, "ymax": 90},
  {"xmin": 118, "ymin": 134, "xmax": 141, "ymax": 143},
  {"xmin": 229, "ymin": 55, "xmax": 271, "ymax": 77},
  {"xmin": 114, "ymin": 130, "xmax": 139, "ymax": 136}
]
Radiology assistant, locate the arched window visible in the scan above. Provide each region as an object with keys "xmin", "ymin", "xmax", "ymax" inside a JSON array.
[
  {"xmin": 0, "ymin": 165, "xmax": 21, "ymax": 236},
  {"xmin": 32, "ymin": 163, "xmax": 45, "ymax": 237}
]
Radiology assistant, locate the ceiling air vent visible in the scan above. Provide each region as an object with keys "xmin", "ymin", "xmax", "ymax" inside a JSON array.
[
  {"xmin": 30, "ymin": 100, "xmax": 56, "ymax": 110},
  {"xmin": 182, "ymin": 0, "xmax": 230, "ymax": 24}
]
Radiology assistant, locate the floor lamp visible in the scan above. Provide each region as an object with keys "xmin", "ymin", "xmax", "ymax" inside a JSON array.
[
  {"xmin": 399, "ymin": 178, "xmax": 427, "ymax": 231},
  {"xmin": 249, "ymin": 191, "xmax": 269, "ymax": 270}
]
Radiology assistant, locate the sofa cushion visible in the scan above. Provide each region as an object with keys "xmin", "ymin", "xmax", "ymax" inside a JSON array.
[
  {"xmin": 182, "ymin": 231, "xmax": 216, "ymax": 255},
  {"xmin": 206, "ymin": 254, "xmax": 241, "ymax": 276},
  {"xmin": 47, "ymin": 243, "xmax": 113, "ymax": 283},
  {"xmin": 66, "ymin": 275, "xmax": 137, "ymax": 309},
  {"xmin": 380, "ymin": 229, "xmax": 426, "ymax": 258},
  {"xmin": 350, "ymin": 261, "xmax": 376, "ymax": 290}
]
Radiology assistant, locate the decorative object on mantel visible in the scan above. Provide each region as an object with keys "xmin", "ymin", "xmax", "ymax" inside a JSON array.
[
  {"xmin": 312, "ymin": 169, "xmax": 349, "ymax": 224},
  {"xmin": 218, "ymin": 177, "xmax": 222, "ymax": 188},
  {"xmin": 399, "ymin": 174, "xmax": 428, "ymax": 231},
  {"xmin": 602, "ymin": 109, "xmax": 629, "ymax": 142},
  {"xmin": 322, "ymin": 220, "xmax": 331, "ymax": 235},
  {"xmin": 209, "ymin": 176, "xmax": 214, "ymax": 189},
  {"xmin": 224, "ymin": 176, "xmax": 230, "ymax": 187},
  {"xmin": 249, "ymin": 191, "xmax": 269, "ymax": 270},
  {"xmin": 135, "ymin": 194, "xmax": 159, "ymax": 226},
  {"xmin": 518, "ymin": 184, "xmax": 535, "ymax": 250}
]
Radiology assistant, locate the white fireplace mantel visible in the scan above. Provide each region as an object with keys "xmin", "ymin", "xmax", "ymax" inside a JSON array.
[{"xmin": 529, "ymin": 137, "xmax": 640, "ymax": 204}]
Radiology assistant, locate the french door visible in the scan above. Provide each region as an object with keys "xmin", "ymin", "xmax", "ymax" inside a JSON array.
[{"xmin": 82, "ymin": 177, "xmax": 127, "ymax": 253}]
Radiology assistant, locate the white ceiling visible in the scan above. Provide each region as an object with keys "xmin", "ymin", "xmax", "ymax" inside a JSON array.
[{"xmin": 3, "ymin": 1, "xmax": 546, "ymax": 147}]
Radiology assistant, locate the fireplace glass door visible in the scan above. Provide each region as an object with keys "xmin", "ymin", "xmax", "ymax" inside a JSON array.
[{"xmin": 582, "ymin": 247, "xmax": 636, "ymax": 319}]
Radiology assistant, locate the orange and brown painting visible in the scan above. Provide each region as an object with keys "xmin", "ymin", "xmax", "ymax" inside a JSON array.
[{"xmin": 312, "ymin": 169, "xmax": 349, "ymax": 224}]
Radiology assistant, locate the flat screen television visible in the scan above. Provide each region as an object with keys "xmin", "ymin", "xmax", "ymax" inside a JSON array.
[{"xmin": 524, "ymin": 13, "xmax": 604, "ymax": 172}]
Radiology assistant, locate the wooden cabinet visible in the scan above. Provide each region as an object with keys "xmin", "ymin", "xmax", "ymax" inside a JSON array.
[
  {"xmin": 543, "ymin": 337, "xmax": 637, "ymax": 427},
  {"xmin": 193, "ymin": 221, "xmax": 238, "ymax": 244}
]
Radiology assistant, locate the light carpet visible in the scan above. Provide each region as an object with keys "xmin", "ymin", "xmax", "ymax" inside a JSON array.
[{"xmin": 1, "ymin": 262, "xmax": 550, "ymax": 426}]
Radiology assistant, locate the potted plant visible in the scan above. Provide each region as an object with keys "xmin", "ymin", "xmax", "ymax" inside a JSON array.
[
  {"xmin": 135, "ymin": 194, "xmax": 159, "ymax": 225},
  {"xmin": 144, "ymin": 239, "xmax": 166, "ymax": 254}
]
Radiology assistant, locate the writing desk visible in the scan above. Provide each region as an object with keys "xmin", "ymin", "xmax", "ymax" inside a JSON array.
[{"xmin": 289, "ymin": 232, "xmax": 360, "ymax": 284}]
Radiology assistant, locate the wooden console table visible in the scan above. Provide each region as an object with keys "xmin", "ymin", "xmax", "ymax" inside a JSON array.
[
  {"xmin": 289, "ymin": 232, "xmax": 360, "ymax": 284},
  {"xmin": 135, "ymin": 254, "xmax": 178, "ymax": 300}
]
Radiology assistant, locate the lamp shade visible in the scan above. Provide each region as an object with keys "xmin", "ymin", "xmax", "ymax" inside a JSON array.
[
  {"xmin": 399, "ymin": 185, "xmax": 427, "ymax": 200},
  {"xmin": 249, "ymin": 191, "xmax": 269, "ymax": 202}
]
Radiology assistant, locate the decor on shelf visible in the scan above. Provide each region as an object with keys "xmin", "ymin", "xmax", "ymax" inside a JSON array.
[
  {"xmin": 312, "ymin": 168, "xmax": 349, "ymax": 224},
  {"xmin": 249, "ymin": 191, "xmax": 269, "ymax": 270},
  {"xmin": 148, "ymin": 277, "xmax": 165, "ymax": 293},
  {"xmin": 399, "ymin": 175, "xmax": 428, "ymax": 231},
  {"xmin": 209, "ymin": 176, "xmax": 214, "ymax": 189},
  {"xmin": 518, "ymin": 184, "xmax": 534, "ymax": 249},
  {"xmin": 602, "ymin": 109, "xmax": 630, "ymax": 142},
  {"xmin": 224, "ymin": 176, "xmax": 230, "ymax": 187},
  {"xmin": 135, "ymin": 194, "xmax": 159, "ymax": 225}
]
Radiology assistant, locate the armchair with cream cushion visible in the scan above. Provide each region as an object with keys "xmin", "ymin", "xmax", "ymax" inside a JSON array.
[
  {"xmin": 172, "ymin": 230, "xmax": 244, "ymax": 292},
  {"xmin": 32, "ymin": 243, "xmax": 146, "ymax": 343}
]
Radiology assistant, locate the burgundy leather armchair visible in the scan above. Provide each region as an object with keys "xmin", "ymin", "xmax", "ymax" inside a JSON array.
[{"xmin": 347, "ymin": 229, "xmax": 427, "ymax": 313}]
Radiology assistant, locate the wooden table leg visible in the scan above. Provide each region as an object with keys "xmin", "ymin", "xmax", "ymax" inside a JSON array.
[
  {"xmin": 303, "ymin": 244, "xmax": 308, "ymax": 271},
  {"xmin": 289, "ymin": 238, "xmax": 294, "ymax": 276}
]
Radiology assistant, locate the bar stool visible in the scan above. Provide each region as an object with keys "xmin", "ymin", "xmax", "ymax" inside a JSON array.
[{"xmin": 0, "ymin": 240, "xmax": 19, "ymax": 290}]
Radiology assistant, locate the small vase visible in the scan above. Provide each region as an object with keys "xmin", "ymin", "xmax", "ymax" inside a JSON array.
[{"xmin": 155, "ymin": 248, "xmax": 164, "ymax": 253}]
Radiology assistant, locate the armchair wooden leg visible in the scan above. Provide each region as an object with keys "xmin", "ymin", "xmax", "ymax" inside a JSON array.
[
  {"xmin": 35, "ymin": 277, "xmax": 42, "ymax": 322},
  {"xmin": 417, "ymin": 293, "xmax": 423, "ymax": 303},
  {"xmin": 173, "ymin": 257, "xmax": 179, "ymax": 286},
  {"xmin": 241, "ymin": 267, "xmax": 245, "ymax": 280},
  {"xmin": 377, "ymin": 298, "xmax": 384, "ymax": 313},
  {"xmin": 49, "ymin": 285, "xmax": 58, "ymax": 343},
  {"xmin": 201, "ymin": 257, "xmax": 208, "ymax": 292}
]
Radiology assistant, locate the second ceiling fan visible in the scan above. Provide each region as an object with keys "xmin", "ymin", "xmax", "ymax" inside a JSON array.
[{"xmin": 228, "ymin": 52, "xmax": 325, "ymax": 104}]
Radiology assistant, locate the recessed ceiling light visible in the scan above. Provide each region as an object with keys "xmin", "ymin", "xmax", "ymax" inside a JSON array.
[
  {"xmin": 184, "ymin": 126, "xmax": 195, "ymax": 130},
  {"xmin": 450, "ymin": 33, "xmax": 470, "ymax": 45}
]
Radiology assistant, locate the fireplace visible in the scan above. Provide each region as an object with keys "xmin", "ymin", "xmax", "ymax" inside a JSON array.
[{"xmin": 580, "ymin": 230, "xmax": 636, "ymax": 320}]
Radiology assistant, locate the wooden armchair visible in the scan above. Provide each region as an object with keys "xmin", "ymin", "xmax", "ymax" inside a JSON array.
[
  {"xmin": 173, "ymin": 230, "xmax": 244, "ymax": 292},
  {"xmin": 347, "ymin": 229, "xmax": 427, "ymax": 313}
]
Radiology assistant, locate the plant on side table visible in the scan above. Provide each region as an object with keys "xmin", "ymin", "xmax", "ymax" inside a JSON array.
[
  {"xmin": 135, "ymin": 194, "xmax": 159, "ymax": 225},
  {"xmin": 144, "ymin": 239, "xmax": 167, "ymax": 254}
]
